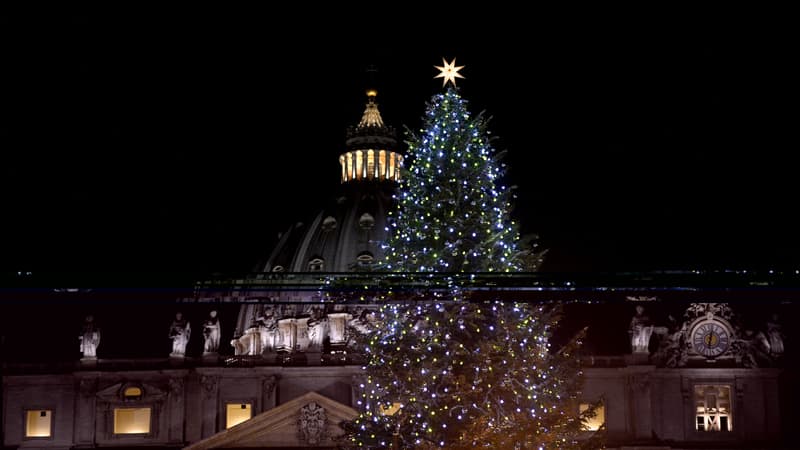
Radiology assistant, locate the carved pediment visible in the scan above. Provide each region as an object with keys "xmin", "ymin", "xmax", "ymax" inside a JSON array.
[{"xmin": 185, "ymin": 391, "xmax": 358, "ymax": 449}]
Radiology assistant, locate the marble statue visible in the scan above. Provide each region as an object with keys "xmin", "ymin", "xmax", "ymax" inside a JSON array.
[
  {"xmin": 276, "ymin": 318, "xmax": 296, "ymax": 352},
  {"xmin": 348, "ymin": 307, "xmax": 375, "ymax": 334},
  {"xmin": 79, "ymin": 315, "xmax": 101, "ymax": 358},
  {"xmin": 629, "ymin": 305, "xmax": 654, "ymax": 353},
  {"xmin": 168, "ymin": 312, "xmax": 191, "ymax": 357},
  {"xmin": 766, "ymin": 313, "xmax": 784, "ymax": 356},
  {"xmin": 203, "ymin": 310, "xmax": 221, "ymax": 354},
  {"xmin": 662, "ymin": 316, "xmax": 688, "ymax": 368},
  {"xmin": 258, "ymin": 306, "xmax": 279, "ymax": 353},
  {"xmin": 307, "ymin": 306, "xmax": 327, "ymax": 352}
]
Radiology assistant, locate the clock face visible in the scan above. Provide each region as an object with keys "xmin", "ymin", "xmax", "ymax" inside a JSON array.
[{"xmin": 691, "ymin": 320, "xmax": 731, "ymax": 358}]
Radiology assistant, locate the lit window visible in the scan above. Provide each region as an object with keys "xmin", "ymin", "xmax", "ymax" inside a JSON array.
[
  {"xmin": 25, "ymin": 410, "xmax": 52, "ymax": 438},
  {"xmin": 123, "ymin": 386, "xmax": 142, "ymax": 400},
  {"xmin": 367, "ymin": 150, "xmax": 375, "ymax": 177},
  {"xmin": 114, "ymin": 407, "xmax": 151, "ymax": 434},
  {"xmin": 226, "ymin": 403, "xmax": 252, "ymax": 428},
  {"xmin": 388, "ymin": 153, "xmax": 395, "ymax": 179},
  {"xmin": 396, "ymin": 155, "xmax": 403, "ymax": 181},
  {"xmin": 378, "ymin": 150, "xmax": 386, "ymax": 179},
  {"xmin": 272, "ymin": 265, "xmax": 285, "ymax": 273},
  {"xmin": 354, "ymin": 150, "xmax": 363, "ymax": 179},
  {"xmin": 580, "ymin": 403, "xmax": 604, "ymax": 431},
  {"xmin": 695, "ymin": 385, "xmax": 732, "ymax": 431}
]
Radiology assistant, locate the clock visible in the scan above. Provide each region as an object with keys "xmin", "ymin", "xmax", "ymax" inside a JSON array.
[{"xmin": 690, "ymin": 319, "xmax": 731, "ymax": 358}]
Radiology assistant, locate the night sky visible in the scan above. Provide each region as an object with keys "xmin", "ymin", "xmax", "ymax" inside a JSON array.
[{"xmin": 3, "ymin": 10, "xmax": 797, "ymax": 276}]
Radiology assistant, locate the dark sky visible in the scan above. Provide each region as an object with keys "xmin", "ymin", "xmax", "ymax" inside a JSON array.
[{"xmin": 3, "ymin": 10, "xmax": 797, "ymax": 275}]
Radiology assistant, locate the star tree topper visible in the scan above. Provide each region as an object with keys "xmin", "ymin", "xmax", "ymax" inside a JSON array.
[{"xmin": 434, "ymin": 57, "xmax": 465, "ymax": 87}]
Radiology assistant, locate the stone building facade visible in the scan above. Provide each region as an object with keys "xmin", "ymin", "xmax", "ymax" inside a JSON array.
[{"xmin": 2, "ymin": 88, "xmax": 793, "ymax": 449}]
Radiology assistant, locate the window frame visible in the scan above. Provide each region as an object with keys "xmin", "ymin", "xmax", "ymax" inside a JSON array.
[
  {"xmin": 23, "ymin": 408, "xmax": 55, "ymax": 441},
  {"xmin": 692, "ymin": 383, "xmax": 734, "ymax": 433},
  {"xmin": 121, "ymin": 384, "xmax": 144, "ymax": 401},
  {"xmin": 112, "ymin": 406, "xmax": 154, "ymax": 436},
  {"xmin": 578, "ymin": 400, "xmax": 605, "ymax": 432},
  {"xmin": 308, "ymin": 258, "xmax": 324, "ymax": 272},
  {"xmin": 224, "ymin": 400, "xmax": 255, "ymax": 429},
  {"xmin": 220, "ymin": 397, "xmax": 258, "ymax": 431}
]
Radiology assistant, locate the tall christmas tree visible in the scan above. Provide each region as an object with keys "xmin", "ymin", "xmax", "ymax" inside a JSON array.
[
  {"xmin": 344, "ymin": 61, "xmax": 599, "ymax": 449},
  {"xmin": 382, "ymin": 84, "xmax": 520, "ymax": 273}
]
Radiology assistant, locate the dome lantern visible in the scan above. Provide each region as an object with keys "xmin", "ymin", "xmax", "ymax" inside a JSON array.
[{"xmin": 340, "ymin": 89, "xmax": 404, "ymax": 183}]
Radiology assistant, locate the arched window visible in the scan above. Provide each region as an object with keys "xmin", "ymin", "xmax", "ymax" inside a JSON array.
[
  {"xmin": 308, "ymin": 258, "xmax": 324, "ymax": 272},
  {"xmin": 122, "ymin": 386, "xmax": 143, "ymax": 401},
  {"xmin": 322, "ymin": 216, "xmax": 337, "ymax": 232},
  {"xmin": 357, "ymin": 251, "xmax": 374, "ymax": 266},
  {"xmin": 359, "ymin": 213, "xmax": 375, "ymax": 230}
]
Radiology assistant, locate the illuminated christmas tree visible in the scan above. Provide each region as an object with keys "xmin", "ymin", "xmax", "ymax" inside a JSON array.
[
  {"xmin": 344, "ymin": 64, "xmax": 599, "ymax": 449},
  {"xmin": 382, "ymin": 86, "xmax": 521, "ymax": 273}
]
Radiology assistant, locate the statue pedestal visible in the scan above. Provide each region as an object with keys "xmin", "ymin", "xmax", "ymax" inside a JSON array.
[
  {"xmin": 306, "ymin": 351, "xmax": 322, "ymax": 366},
  {"xmin": 202, "ymin": 352, "xmax": 220, "ymax": 364},
  {"xmin": 80, "ymin": 357, "xmax": 98, "ymax": 368},
  {"xmin": 276, "ymin": 351, "xmax": 293, "ymax": 365},
  {"xmin": 291, "ymin": 352, "xmax": 308, "ymax": 366},
  {"xmin": 625, "ymin": 353, "xmax": 650, "ymax": 365},
  {"xmin": 261, "ymin": 351, "xmax": 279, "ymax": 364}
]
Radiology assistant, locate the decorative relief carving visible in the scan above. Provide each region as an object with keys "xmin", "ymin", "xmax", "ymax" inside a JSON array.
[
  {"xmin": 200, "ymin": 375, "xmax": 218, "ymax": 398},
  {"xmin": 631, "ymin": 374, "xmax": 650, "ymax": 391},
  {"xmin": 298, "ymin": 401, "xmax": 327, "ymax": 445},
  {"xmin": 262, "ymin": 375, "xmax": 278, "ymax": 400},
  {"xmin": 169, "ymin": 378, "xmax": 184, "ymax": 401}
]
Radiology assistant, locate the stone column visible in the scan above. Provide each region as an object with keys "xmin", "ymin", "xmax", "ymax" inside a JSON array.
[
  {"xmin": 167, "ymin": 377, "xmax": 185, "ymax": 443},
  {"xmin": 200, "ymin": 375, "xmax": 219, "ymax": 438},
  {"xmin": 74, "ymin": 376, "xmax": 98, "ymax": 446},
  {"xmin": 629, "ymin": 373, "xmax": 653, "ymax": 439}
]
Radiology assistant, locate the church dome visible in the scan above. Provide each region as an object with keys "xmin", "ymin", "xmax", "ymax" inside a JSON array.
[
  {"xmin": 234, "ymin": 89, "xmax": 402, "ymax": 338},
  {"xmin": 257, "ymin": 183, "xmax": 394, "ymax": 273},
  {"xmin": 254, "ymin": 89, "xmax": 402, "ymax": 274}
]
